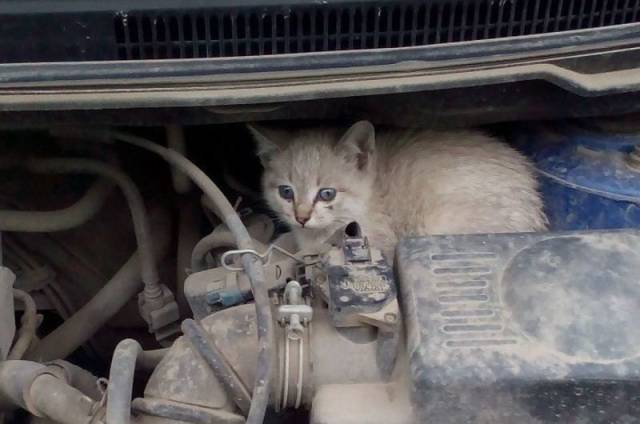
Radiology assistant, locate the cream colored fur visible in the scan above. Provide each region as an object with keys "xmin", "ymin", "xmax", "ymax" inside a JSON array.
[{"xmin": 251, "ymin": 121, "xmax": 547, "ymax": 259}]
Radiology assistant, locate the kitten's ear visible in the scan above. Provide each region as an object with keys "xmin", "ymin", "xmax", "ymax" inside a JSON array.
[
  {"xmin": 336, "ymin": 120, "xmax": 376, "ymax": 171},
  {"xmin": 247, "ymin": 123, "xmax": 286, "ymax": 167}
]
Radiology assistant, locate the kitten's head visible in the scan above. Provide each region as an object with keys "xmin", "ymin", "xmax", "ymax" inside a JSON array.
[{"xmin": 250, "ymin": 121, "xmax": 376, "ymax": 232}]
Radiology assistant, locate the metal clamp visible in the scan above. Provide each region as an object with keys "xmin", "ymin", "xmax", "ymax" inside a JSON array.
[
  {"xmin": 276, "ymin": 281, "xmax": 311, "ymax": 411},
  {"xmin": 277, "ymin": 281, "xmax": 312, "ymax": 339}
]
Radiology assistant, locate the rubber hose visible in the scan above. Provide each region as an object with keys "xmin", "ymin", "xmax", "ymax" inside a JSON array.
[
  {"xmin": 25, "ymin": 209, "xmax": 170, "ymax": 362},
  {"xmin": 0, "ymin": 179, "xmax": 113, "ymax": 232},
  {"xmin": 111, "ymin": 131, "xmax": 274, "ymax": 424},
  {"xmin": 8, "ymin": 289, "xmax": 38, "ymax": 360},
  {"xmin": 106, "ymin": 339, "xmax": 141, "ymax": 424},
  {"xmin": 106, "ymin": 341, "xmax": 173, "ymax": 424},
  {"xmin": 24, "ymin": 159, "xmax": 161, "ymax": 301}
]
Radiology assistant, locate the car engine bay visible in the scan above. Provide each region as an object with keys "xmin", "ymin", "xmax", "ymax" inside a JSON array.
[{"xmin": 0, "ymin": 116, "xmax": 639, "ymax": 424}]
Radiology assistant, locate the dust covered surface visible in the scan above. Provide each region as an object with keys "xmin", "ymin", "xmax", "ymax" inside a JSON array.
[{"xmin": 395, "ymin": 230, "xmax": 640, "ymax": 423}]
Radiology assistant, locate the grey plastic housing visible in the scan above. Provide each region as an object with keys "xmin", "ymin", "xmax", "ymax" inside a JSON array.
[{"xmin": 396, "ymin": 230, "xmax": 640, "ymax": 423}]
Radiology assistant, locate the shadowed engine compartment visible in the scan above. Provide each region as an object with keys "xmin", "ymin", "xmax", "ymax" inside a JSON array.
[{"xmin": 0, "ymin": 115, "xmax": 639, "ymax": 423}]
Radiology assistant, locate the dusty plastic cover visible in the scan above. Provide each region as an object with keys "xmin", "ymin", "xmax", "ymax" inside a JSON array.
[
  {"xmin": 0, "ymin": 266, "xmax": 16, "ymax": 360},
  {"xmin": 396, "ymin": 230, "xmax": 640, "ymax": 423}
]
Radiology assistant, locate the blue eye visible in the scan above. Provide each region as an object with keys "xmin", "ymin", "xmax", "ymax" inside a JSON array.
[
  {"xmin": 317, "ymin": 188, "xmax": 336, "ymax": 202},
  {"xmin": 278, "ymin": 185, "xmax": 294, "ymax": 200}
]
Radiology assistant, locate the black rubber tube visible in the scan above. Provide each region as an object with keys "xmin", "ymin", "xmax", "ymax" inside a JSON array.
[
  {"xmin": 29, "ymin": 373, "xmax": 95, "ymax": 424},
  {"xmin": 106, "ymin": 341, "xmax": 180, "ymax": 424},
  {"xmin": 0, "ymin": 360, "xmax": 96, "ymax": 424},
  {"xmin": 23, "ymin": 159, "xmax": 162, "ymax": 301},
  {"xmin": 106, "ymin": 339, "xmax": 141, "ymax": 424},
  {"xmin": 26, "ymin": 210, "xmax": 170, "ymax": 362},
  {"xmin": 46, "ymin": 360, "xmax": 101, "ymax": 401},
  {"xmin": 182, "ymin": 319, "xmax": 252, "ymax": 415},
  {"xmin": 0, "ymin": 179, "xmax": 113, "ymax": 232},
  {"xmin": 7, "ymin": 289, "xmax": 37, "ymax": 360},
  {"xmin": 132, "ymin": 397, "xmax": 244, "ymax": 424},
  {"xmin": 136, "ymin": 348, "xmax": 169, "ymax": 371},
  {"xmin": 0, "ymin": 360, "xmax": 42, "ymax": 411},
  {"xmin": 190, "ymin": 231, "xmax": 237, "ymax": 272},
  {"xmin": 110, "ymin": 131, "xmax": 274, "ymax": 424}
]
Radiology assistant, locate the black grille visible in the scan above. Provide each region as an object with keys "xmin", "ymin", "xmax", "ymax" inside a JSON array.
[{"xmin": 114, "ymin": 0, "xmax": 640, "ymax": 60}]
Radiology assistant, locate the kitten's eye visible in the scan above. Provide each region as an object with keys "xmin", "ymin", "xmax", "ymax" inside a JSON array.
[
  {"xmin": 278, "ymin": 185, "xmax": 295, "ymax": 201},
  {"xmin": 316, "ymin": 188, "xmax": 336, "ymax": 202}
]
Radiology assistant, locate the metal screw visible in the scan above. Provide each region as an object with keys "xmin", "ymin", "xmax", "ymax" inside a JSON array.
[{"xmin": 384, "ymin": 313, "xmax": 397, "ymax": 323}]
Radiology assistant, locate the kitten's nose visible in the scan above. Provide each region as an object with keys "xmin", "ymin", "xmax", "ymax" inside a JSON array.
[
  {"xmin": 296, "ymin": 205, "xmax": 312, "ymax": 226},
  {"xmin": 296, "ymin": 214, "xmax": 310, "ymax": 226}
]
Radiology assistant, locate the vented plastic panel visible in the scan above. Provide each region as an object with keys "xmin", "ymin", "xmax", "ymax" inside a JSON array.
[
  {"xmin": 396, "ymin": 230, "xmax": 640, "ymax": 423},
  {"xmin": 114, "ymin": 0, "xmax": 640, "ymax": 60}
]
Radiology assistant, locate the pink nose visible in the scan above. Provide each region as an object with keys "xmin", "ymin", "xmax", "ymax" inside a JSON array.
[{"xmin": 296, "ymin": 215, "xmax": 310, "ymax": 226}]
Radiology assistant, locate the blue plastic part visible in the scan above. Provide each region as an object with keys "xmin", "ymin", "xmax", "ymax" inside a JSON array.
[
  {"xmin": 206, "ymin": 289, "xmax": 245, "ymax": 307},
  {"xmin": 515, "ymin": 124, "xmax": 640, "ymax": 231}
]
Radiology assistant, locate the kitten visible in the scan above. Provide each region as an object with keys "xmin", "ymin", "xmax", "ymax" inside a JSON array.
[{"xmin": 250, "ymin": 121, "xmax": 547, "ymax": 260}]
